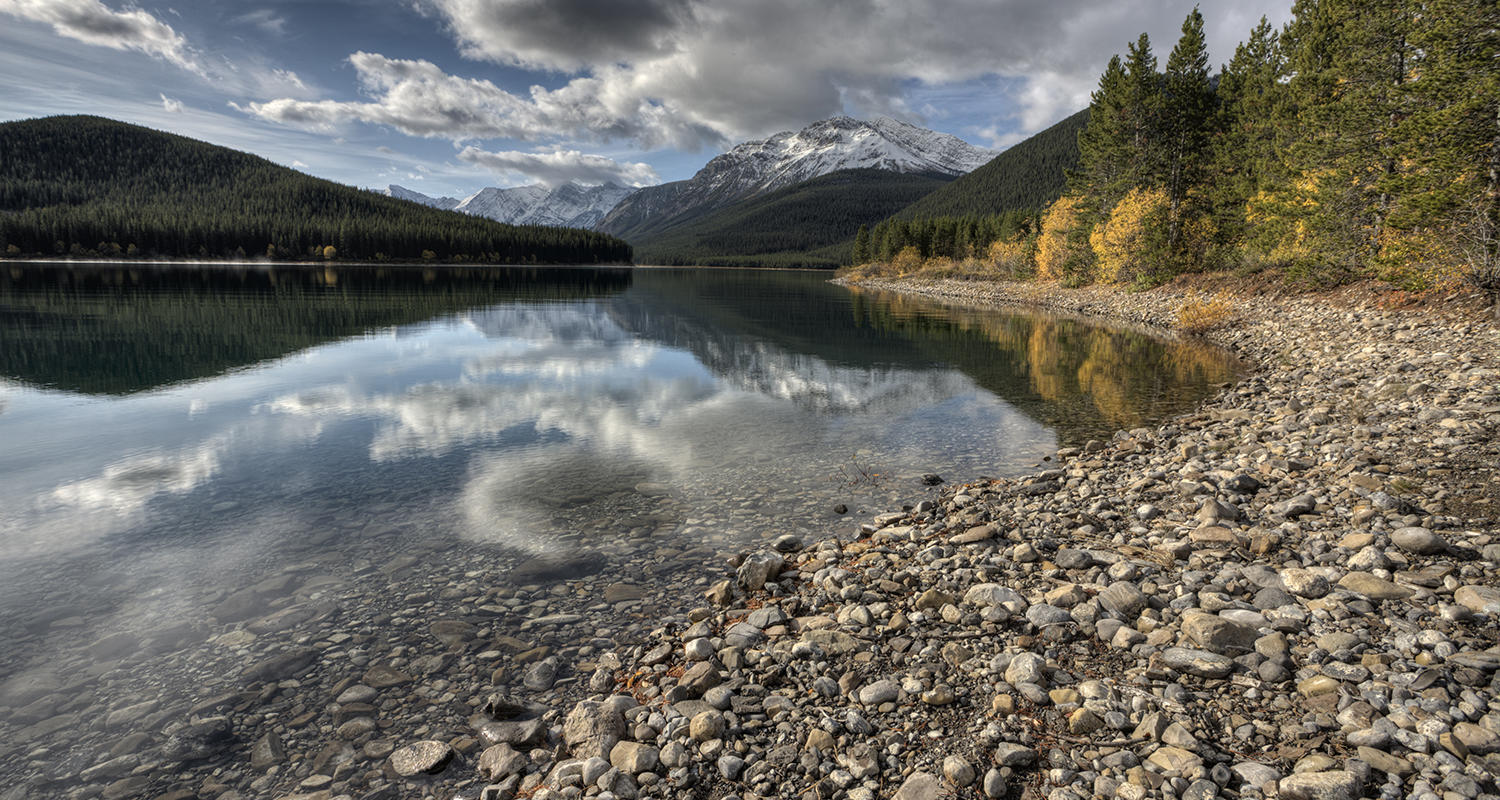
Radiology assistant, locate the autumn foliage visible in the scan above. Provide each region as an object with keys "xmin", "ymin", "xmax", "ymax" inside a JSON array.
[
  {"xmin": 1035, "ymin": 195, "xmax": 1089, "ymax": 285},
  {"xmin": 842, "ymin": 0, "xmax": 1499, "ymax": 310},
  {"xmin": 1091, "ymin": 187, "xmax": 1169, "ymax": 286}
]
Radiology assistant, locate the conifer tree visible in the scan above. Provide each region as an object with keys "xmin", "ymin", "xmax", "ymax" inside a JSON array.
[
  {"xmin": 1209, "ymin": 16, "xmax": 1284, "ymax": 257},
  {"xmin": 1071, "ymin": 55, "xmax": 1132, "ymax": 211},
  {"xmin": 1160, "ymin": 8, "xmax": 1215, "ymax": 250},
  {"xmin": 1122, "ymin": 33, "xmax": 1163, "ymax": 187},
  {"xmin": 1396, "ymin": 0, "xmax": 1499, "ymax": 307},
  {"xmin": 1273, "ymin": 0, "xmax": 1415, "ymax": 278},
  {"xmin": 852, "ymin": 224, "xmax": 871, "ymax": 264},
  {"xmin": 1396, "ymin": 0, "xmax": 1499, "ymax": 231}
]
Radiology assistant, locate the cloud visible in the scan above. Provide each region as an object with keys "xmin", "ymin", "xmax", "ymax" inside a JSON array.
[
  {"xmin": 245, "ymin": 1, "xmax": 1291, "ymax": 154},
  {"xmin": 434, "ymin": 0, "xmax": 690, "ymax": 71},
  {"xmin": 231, "ymin": 8, "xmax": 286, "ymax": 36},
  {"xmin": 468, "ymin": 0, "xmax": 1288, "ymax": 142},
  {"xmin": 241, "ymin": 51, "xmax": 720, "ymax": 149},
  {"xmin": 271, "ymin": 67, "xmax": 305, "ymax": 90},
  {"xmin": 159, "ymin": 92, "xmax": 183, "ymax": 113},
  {"xmin": 458, "ymin": 146, "xmax": 659, "ymax": 187},
  {"xmin": 0, "ymin": 0, "xmax": 201, "ymax": 73}
]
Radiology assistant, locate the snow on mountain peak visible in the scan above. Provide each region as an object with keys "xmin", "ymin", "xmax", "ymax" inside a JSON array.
[
  {"xmin": 597, "ymin": 116, "xmax": 995, "ymax": 238},
  {"xmin": 382, "ymin": 182, "xmax": 632, "ymax": 229},
  {"xmin": 384, "ymin": 185, "xmax": 460, "ymax": 211},
  {"xmin": 709, "ymin": 116, "xmax": 996, "ymax": 195}
]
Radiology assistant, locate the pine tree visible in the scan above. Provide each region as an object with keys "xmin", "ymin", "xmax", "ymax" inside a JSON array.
[
  {"xmin": 1209, "ymin": 16, "xmax": 1284, "ymax": 259},
  {"xmin": 852, "ymin": 224, "xmax": 871, "ymax": 264},
  {"xmin": 1122, "ymin": 33, "xmax": 1163, "ymax": 187},
  {"xmin": 1396, "ymin": 0, "xmax": 1499, "ymax": 229},
  {"xmin": 1071, "ymin": 55, "xmax": 1132, "ymax": 212},
  {"xmin": 1273, "ymin": 0, "xmax": 1416, "ymax": 279},
  {"xmin": 1393, "ymin": 0, "xmax": 1500, "ymax": 308},
  {"xmin": 1160, "ymin": 8, "xmax": 1215, "ymax": 251}
]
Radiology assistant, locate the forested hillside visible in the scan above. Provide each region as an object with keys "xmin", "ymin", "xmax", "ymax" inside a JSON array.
[
  {"xmin": 831, "ymin": 109, "xmax": 1084, "ymax": 271},
  {"xmin": 634, "ymin": 169, "xmax": 952, "ymax": 267},
  {"xmin": 848, "ymin": 0, "xmax": 1500, "ymax": 312},
  {"xmin": 891, "ymin": 109, "xmax": 1087, "ymax": 221},
  {"xmin": 0, "ymin": 116, "xmax": 632, "ymax": 264}
]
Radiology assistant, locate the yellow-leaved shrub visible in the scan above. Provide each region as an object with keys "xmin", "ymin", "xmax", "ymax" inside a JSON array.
[
  {"xmin": 1036, "ymin": 195, "xmax": 1088, "ymax": 283},
  {"xmin": 1091, "ymin": 187, "xmax": 1170, "ymax": 285},
  {"xmin": 1174, "ymin": 291, "xmax": 1236, "ymax": 334},
  {"xmin": 889, "ymin": 245, "xmax": 923, "ymax": 276},
  {"xmin": 986, "ymin": 237, "xmax": 1031, "ymax": 278}
]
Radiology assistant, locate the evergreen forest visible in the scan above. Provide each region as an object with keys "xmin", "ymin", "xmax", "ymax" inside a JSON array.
[
  {"xmin": 634, "ymin": 169, "xmax": 953, "ymax": 267},
  {"xmin": 0, "ymin": 116, "xmax": 632, "ymax": 265},
  {"xmin": 889, "ymin": 109, "xmax": 1088, "ymax": 221},
  {"xmin": 848, "ymin": 0, "xmax": 1500, "ymax": 301}
]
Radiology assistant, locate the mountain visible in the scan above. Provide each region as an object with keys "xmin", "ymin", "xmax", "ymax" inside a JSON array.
[
  {"xmin": 0, "ymin": 115, "xmax": 632, "ymax": 264},
  {"xmin": 634, "ymin": 168, "xmax": 953, "ymax": 268},
  {"xmin": 387, "ymin": 182, "xmax": 634, "ymax": 230},
  {"xmin": 598, "ymin": 116, "xmax": 995, "ymax": 241},
  {"xmin": 384, "ymin": 184, "xmax": 460, "ymax": 211},
  {"xmin": 453, "ymin": 184, "xmax": 548, "ymax": 222},
  {"xmin": 889, "ymin": 109, "xmax": 1088, "ymax": 220}
]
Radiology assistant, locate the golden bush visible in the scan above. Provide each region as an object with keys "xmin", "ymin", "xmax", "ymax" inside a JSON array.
[
  {"xmin": 1091, "ymin": 187, "xmax": 1170, "ymax": 285},
  {"xmin": 1174, "ymin": 291, "xmax": 1237, "ymax": 334},
  {"xmin": 986, "ymin": 237, "xmax": 1031, "ymax": 278},
  {"xmin": 890, "ymin": 245, "xmax": 923, "ymax": 276},
  {"xmin": 1036, "ymin": 195, "xmax": 1085, "ymax": 282}
]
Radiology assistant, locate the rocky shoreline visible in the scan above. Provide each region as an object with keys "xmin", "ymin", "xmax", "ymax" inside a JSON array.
[{"xmin": 444, "ymin": 277, "xmax": 1499, "ymax": 800}]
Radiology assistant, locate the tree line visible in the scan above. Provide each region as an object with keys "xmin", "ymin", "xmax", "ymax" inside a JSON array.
[
  {"xmin": 849, "ymin": 0, "xmax": 1499, "ymax": 308},
  {"xmin": 852, "ymin": 210, "xmax": 1037, "ymax": 264},
  {"xmin": 637, "ymin": 168, "xmax": 952, "ymax": 267},
  {"xmin": 0, "ymin": 116, "xmax": 632, "ymax": 265}
]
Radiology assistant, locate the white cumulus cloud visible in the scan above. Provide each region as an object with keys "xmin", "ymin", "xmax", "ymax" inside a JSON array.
[
  {"xmin": 159, "ymin": 92, "xmax": 183, "ymax": 112},
  {"xmin": 458, "ymin": 146, "xmax": 658, "ymax": 187},
  {"xmin": 245, "ymin": 0, "xmax": 1292, "ymax": 154},
  {"xmin": 429, "ymin": 0, "xmax": 1293, "ymax": 141},
  {"xmin": 241, "ymin": 51, "xmax": 719, "ymax": 150},
  {"xmin": 0, "ymin": 0, "xmax": 201, "ymax": 73}
]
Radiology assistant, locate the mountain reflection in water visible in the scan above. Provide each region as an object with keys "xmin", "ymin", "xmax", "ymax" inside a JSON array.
[{"xmin": 0, "ymin": 264, "xmax": 1238, "ymax": 567}]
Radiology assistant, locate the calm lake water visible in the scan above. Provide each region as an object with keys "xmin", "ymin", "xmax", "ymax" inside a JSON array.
[{"xmin": 0, "ymin": 264, "xmax": 1237, "ymax": 794}]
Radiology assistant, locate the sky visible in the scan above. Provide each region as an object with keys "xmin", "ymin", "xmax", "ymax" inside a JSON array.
[{"xmin": 0, "ymin": 0, "xmax": 1293, "ymax": 198}]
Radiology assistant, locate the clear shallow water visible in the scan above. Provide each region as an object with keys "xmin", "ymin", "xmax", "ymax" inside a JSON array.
[{"xmin": 0, "ymin": 264, "xmax": 1237, "ymax": 792}]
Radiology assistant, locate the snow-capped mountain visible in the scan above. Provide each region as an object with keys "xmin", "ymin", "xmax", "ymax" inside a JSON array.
[
  {"xmin": 598, "ymin": 116, "xmax": 995, "ymax": 239},
  {"xmin": 384, "ymin": 184, "xmax": 460, "ymax": 211},
  {"xmin": 454, "ymin": 185, "xmax": 549, "ymax": 223},
  {"xmin": 383, "ymin": 182, "xmax": 634, "ymax": 230}
]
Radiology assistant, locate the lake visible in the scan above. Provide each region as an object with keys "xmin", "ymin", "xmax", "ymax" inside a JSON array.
[{"xmin": 0, "ymin": 264, "xmax": 1238, "ymax": 796}]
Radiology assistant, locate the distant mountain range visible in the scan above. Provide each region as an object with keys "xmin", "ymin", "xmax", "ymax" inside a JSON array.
[
  {"xmin": 371, "ymin": 112, "xmax": 1081, "ymax": 268},
  {"xmin": 597, "ymin": 116, "xmax": 996, "ymax": 241},
  {"xmin": 385, "ymin": 181, "xmax": 634, "ymax": 230}
]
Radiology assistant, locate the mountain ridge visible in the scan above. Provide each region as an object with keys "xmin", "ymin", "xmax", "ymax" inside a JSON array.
[
  {"xmin": 598, "ymin": 116, "xmax": 995, "ymax": 241},
  {"xmin": 889, "ymin": 109, "xmax": 1088, "ymax": 221},
  {"xmin": 385, "ymin": 181, "xmax": 634, "ymax": 230},
  {"xmin": 633, "ymin": 168, "xmax": 953, "ymax": 268},
  {"xmin": 0, "ymin": 115, "xmax": 631, "ymax": 264}
]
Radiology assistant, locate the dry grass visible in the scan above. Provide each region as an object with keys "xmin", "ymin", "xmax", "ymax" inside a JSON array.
[{"xmin": 1174, "ymin": 291, "xmax": 1237, "ymax": 334}]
